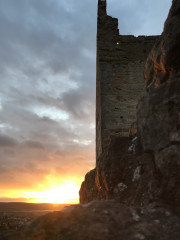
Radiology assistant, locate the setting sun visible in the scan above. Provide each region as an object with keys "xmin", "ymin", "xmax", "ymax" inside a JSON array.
[
  {"xmin": 25, "ymin": 180, "xmax": 80, "ymax": 204},
  {"xmin": 0, "ymin": 175, "xmax": 84, "ymax": 204}
]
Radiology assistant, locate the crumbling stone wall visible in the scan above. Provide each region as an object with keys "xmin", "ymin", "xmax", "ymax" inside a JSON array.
[{"xmin": 96, "ymin": 0, "xmax": 159, "ymax": 159}]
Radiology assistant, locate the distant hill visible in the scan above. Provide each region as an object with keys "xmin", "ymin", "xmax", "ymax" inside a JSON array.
[{"xmin": 0, "ymin": 202, "xmax": 69, "ymax": 213}]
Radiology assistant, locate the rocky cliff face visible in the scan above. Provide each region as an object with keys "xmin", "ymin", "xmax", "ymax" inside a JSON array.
[
  {"xmin": 137, "ymin": 0, "xmax": 180, "ymax": 206},
  {"xmin": 80, "ymin": 0, "xmax": 180, "ymax": 207}
]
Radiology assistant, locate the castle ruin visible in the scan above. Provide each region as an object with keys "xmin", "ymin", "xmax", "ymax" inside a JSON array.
[{"xmin": 96, "ymin": 0, "xmax": 159, "ymax": 159}]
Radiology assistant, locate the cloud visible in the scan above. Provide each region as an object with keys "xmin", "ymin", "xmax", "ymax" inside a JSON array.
[
  {"xmin": 0, "ymin": 134, "xmax": 18, "ymax": 147},
  {"xmin": 23, "ymin": 140, "xmax": 45, "ymax": 150}
]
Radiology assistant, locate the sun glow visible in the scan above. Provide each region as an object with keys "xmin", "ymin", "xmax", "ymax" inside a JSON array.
[
  {"xmin": 0, "ymin": 176, "xmax": 83, "ymax": 204},
  {"xmin": 25, "ymin": 180, "xmax": 80, "ymax": 204}
]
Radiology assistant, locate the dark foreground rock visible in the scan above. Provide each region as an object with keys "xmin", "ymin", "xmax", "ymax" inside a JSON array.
[
  {"xmin": 1, "ymin": 201, "xmax": 180, "ymax": 240},
  {"xmin": 80, "ymin": 137, "xmax": 163, "ymax": 206}
]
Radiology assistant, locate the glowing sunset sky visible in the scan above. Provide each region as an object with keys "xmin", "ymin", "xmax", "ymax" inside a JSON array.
[{"xmin": 0, "ymin": 0, "xmax": 171, "ymax": 203}]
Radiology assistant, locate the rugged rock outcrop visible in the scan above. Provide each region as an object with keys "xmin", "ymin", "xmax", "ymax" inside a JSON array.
[
  {"xmin": 145, "ymin": 0, "xmax": 180, "ymax": 90},
  {"xmin": 80, "ymin": 0, "xmax": 180, "ymax": 207},
  {"xmin": 80, "ymin": 136, "xmax": 164, "ymax": 206},
  {"xmin": 137, "ymin": 0, "xmax": 180, "ymax": 206}
]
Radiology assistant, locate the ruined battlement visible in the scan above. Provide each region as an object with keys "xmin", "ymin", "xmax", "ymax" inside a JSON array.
[{"xmin": 96, "ymin": 0, "xmax": 160, "ymax": 159}]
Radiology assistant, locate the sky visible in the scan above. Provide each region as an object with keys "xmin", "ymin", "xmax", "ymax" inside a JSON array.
[{"xmin": 0, "ymin": 0, "xmax": 172, "ymax": 203}]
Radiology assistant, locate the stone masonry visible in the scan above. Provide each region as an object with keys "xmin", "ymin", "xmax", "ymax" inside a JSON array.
[{"xmin": 96, "ymin": 0, "xmax": 159, "ymax": 159}]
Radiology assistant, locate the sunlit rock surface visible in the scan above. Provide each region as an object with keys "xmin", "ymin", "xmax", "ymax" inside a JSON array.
[{"xmin": 144, "ymin": 0, "xmax": 180, "ymax": 90}]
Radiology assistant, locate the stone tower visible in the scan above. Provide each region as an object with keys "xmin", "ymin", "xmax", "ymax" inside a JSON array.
[{"xmin": 96, "ymin": 0, "xmax": 159, "ymax": 160}]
